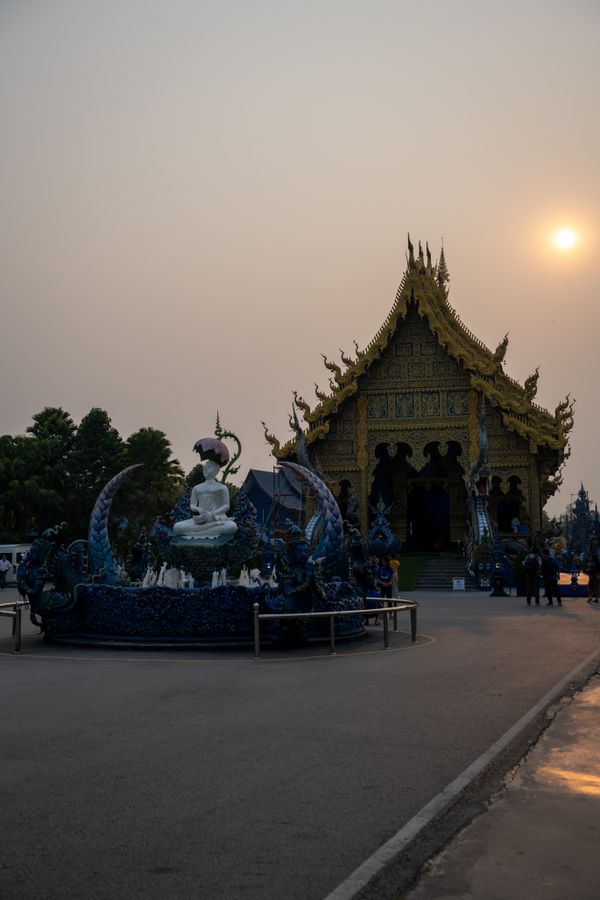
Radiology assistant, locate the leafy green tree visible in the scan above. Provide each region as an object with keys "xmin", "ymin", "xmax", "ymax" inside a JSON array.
[
  {"xmin": 0, "ymin": 434, "xmax": 29, "ymax": 540},
  {"xmin": 120, "ymin": 427, "xmax": 184, "ymax": 536},
  {"xmin": 0, "ymin": 411, "xmax": 184, "ymax": 550},
  {"xmin": 27, "ymin": 406, "xmax": 77, "ymax": 444},
  {"xmin": 0, "ymin": 408, "xmax": 76, "ymax": 539},
  {"xmin": 69, "ymin": 408, "xmax": 127, "ymax": 537},
  {"xmin": 29, "ymin": 408, "xmax": 76, "ymax": 534},
  {"xmin": 26, "ymin": 407, "xmax": 76, "ymax": 515}
]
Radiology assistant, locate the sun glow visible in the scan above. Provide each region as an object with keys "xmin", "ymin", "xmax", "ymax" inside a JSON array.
[{"xmin": 554, "ymin": 228, "xmax": 577, "ymax": 250}]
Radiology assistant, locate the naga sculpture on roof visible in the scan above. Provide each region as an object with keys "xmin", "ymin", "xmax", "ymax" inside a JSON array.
[
  {"xmin": 523, "ymin": 367, "xmax": 540, "ymax": 401},
  {"xmin": 493, "ymin": 333, "xmax": 509, "ymax": 364},
  {"xmin": 262, "ymin": 422, "xmax": 282, "ymax": 456},
  {"xmin": 321, "ymin": 353, "xmax": 347, "ymax": 388},
  {"xmin": 292, "ymin": 391, "xmax": 313, "ymax": 422},
  {"xmin": 314, "ymin": 382, "xmax": 328, "ymax": 403}
]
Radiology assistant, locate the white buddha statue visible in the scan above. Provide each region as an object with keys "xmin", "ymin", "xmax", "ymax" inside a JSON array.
[{"xmin": 173, "ymin": 459, "xmax": 237, "ymax": 541}]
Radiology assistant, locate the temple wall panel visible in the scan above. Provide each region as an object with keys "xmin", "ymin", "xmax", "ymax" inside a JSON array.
[{"xmin": 308, "ymin": 305, "xmax": 558, "ymax": 541}]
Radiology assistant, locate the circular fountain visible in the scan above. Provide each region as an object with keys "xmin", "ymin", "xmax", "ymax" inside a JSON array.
[{"xmin": 18, "ymin": 430, "xmax": 367, "ymax": 646}]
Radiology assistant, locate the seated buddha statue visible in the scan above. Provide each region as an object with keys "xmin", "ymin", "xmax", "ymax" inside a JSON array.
[{"xmin": 173, "ymin": 459, "xmax": 237, "ymax": 541}]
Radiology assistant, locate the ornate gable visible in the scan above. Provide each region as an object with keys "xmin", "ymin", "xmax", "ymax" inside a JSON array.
[{"xmin": 265, "ymin": 238, "xmax": 573, "ymax": 466}]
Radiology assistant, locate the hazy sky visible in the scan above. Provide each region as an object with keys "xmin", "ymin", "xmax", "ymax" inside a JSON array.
[{"xmin": 1, "ymin": 0, "xmax": 598, "ymax": 515}]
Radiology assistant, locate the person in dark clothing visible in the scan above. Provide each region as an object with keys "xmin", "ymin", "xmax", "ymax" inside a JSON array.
[
  {"xmin": 586, "ymin": 554, "xmax": 600, "ymax": 603},
  {"xmin": 376, "ymin": 557, "xmax": 394, "ymax": 600},
  {"xmin": 523, "ymin": 551, "xmax": 541, "ymax": 605},
  {"xmin": 541, "ymin": 549, "xmax": 562, "ymax": 607}
]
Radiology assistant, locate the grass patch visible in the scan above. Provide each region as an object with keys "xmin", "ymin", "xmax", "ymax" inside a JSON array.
[{"xmin": 397, "ymin": 556, "xmax": 428, "ymax": 590}]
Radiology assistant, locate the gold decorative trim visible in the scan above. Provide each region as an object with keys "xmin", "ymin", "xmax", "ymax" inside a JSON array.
[
  {"xmin": 468, "ymin": 390, "xmax": 479, "ymax": 466},
  {"xmin": 357, "ymin": 395, "xmax": 368, "ymax": 470},
  {"xmin": 268, "ymin": 247, "xmax": 572, "ymax": 490}
]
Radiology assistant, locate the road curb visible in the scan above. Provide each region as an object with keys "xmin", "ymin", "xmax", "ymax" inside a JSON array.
[{"xmin": 323, "ymin": 645, "xmax": 600, "ymax": 900}]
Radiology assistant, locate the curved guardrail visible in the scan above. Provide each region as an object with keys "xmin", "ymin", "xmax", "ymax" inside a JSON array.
[
  {"xmin": 0, "ymin": 601, "xmax": 23, "ymax": 653},
  {"xmin": 252, "ymin": 600, "xmax": 418, "ymax": 658}
]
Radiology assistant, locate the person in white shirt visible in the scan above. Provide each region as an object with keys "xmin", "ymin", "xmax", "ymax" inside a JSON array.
[{"xmin": 0, "ymin": 555, "xmax": 12, "ymax": 590}]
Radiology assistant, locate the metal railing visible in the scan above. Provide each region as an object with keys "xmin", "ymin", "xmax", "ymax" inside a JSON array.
[
  {"xmin": 252, "ymin": 600, "xmax": 418, "ymax": 659},
  {"xmin": 0, "ymin": 601, "xmax": 23, "ymax": 653}
]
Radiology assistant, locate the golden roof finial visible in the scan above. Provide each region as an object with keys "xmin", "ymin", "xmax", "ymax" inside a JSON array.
[
  {"xmin": 321, "ymin": 353, "xmax": 344, "ymax": 386},
  {"xmin": 261, "ymin": 421, "xmax": 281, "ymax": 455},
  {"xmin": 407, "ymin": 233, "xmax": 415, "ymax": 269},
  {"xmin": 493, "ymin": 333, "xmax": 509, "ymax": 364},
  {"xmin": 425, "ymin": 241, "xmax": 432, "ymax": 273},
  {"xmin": 292, "ymin": 390, "xmax": 313, "ymax": 421},
  {"xmin": 524, "ymin": 367, "xmax": 540, "ymax": 401}
]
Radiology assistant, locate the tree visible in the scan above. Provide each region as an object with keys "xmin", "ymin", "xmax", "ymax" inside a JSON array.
[
  {"xmin": 120, "ymin": 428, "xmax": 184, "ymax": 536},
  {"xmin": 27, "ymin": 406, "xmax": 77, "ymax": 444},
  {"xmin": 0, "ymin": 410, "xmax": 185, "ymax": 548},
  {"xmin": 25, "ymin": 407, "xmax": 77, "ymax": 519},
  {"xmin": 0, "ymin": 408, "xmax": 77, "ymax": 539},
  {"xmin": 0, "ymin": 434, "xmax": 31, "ymax": 540},
  {"xmin": 69, "ymin": 408, "xmax": 127, "ymax": 537}
]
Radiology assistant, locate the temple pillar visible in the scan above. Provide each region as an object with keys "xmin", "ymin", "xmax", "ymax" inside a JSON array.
[
  {"xmin": 449, "ymin": 477, "xmax": 465, "ymax": 543},
  {"xmin": 529, "ymin": 457, "xmax": 542, "ymax": 534},
  {"xmin": 357, "ymin": 395, "xmax": 369, "ymax": 536},
  {"xmin": 468, "ymin": 389, "xmax": 480, "ymax": 467}
]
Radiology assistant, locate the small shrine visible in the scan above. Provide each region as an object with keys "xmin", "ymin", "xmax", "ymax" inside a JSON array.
[{"xmin": 264, "ymin": 237, "xmax": 573, "ymax": 556}]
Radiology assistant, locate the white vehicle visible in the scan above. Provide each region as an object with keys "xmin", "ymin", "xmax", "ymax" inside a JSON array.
[{"xmin": 0, "ymin": 544, "xmax": 31, "ymax": 584}]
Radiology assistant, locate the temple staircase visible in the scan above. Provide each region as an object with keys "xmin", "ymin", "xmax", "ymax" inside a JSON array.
[{"xmin": 413, "ymin": 553, "xmax": 468, "ymax": 591}]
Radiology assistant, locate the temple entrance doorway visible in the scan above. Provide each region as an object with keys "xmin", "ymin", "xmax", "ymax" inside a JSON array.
[
  {"xmin": 406, "ymin": 481, "xmax": 451, "ymax": 551},
  {"xmin": 369, "ymin": 440, "xmax": 467, "ymax": 551}
]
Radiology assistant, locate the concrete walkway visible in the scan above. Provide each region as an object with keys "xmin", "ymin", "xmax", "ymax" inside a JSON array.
[
  {"xmin": 3, "ymin": 588, "xmax": 600, "ymax": 900},
  {"xmin": 406, "ymin": 675, "xmax": 600, "ymax": 900}
]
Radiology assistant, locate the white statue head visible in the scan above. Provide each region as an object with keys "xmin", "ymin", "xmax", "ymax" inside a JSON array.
[{"xmin": 203, "ymin": 459, "xmax": 221, "ymax": 481}]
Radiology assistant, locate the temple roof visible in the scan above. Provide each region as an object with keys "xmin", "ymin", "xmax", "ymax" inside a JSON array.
[
  {"xmin": 243, "ymin": 468, "xmax": 302, "ymax": 510},
  {"xmin": 265, "ymin": 237, "xmax": 574, "ymax": 460}
]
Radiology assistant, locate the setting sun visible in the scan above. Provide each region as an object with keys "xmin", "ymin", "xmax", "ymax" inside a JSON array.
[{"xmin": 554, "ymin": 228, "xmax": 577, "ymax": 250}]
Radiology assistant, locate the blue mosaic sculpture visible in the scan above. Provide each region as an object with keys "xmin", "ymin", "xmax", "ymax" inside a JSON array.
[
  {"xmin": 18, "ymin": 524, "xmax": 89, "ymax": 625},
  {"xmin": 280, "ymin": 460, "xmax": 345, "ymax": 576},
  {"xmin": 367, "ymin": 496, "xmax": 400, "ymax": 558},
  {"xmin": 88, "ymin": 464, "xmax": 142, "ymax": 583},
  {"xmin": 20, "ymin": 434, "xmax": 366, "ymax": 645}
]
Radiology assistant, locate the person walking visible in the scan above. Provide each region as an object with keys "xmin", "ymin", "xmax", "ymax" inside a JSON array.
[
  {"xmin": 586, "ymin": 554, "xmax": 600, "ymax": 603},
  {"xmin": 371, "ymin": 557, "xmax": 394, "ymax": 626},
  {"xmin": 541, "ymin": 548, "xmax": 562, "ymax": 607},
  {"xmin": 522, "ymin": 550, "xmax": 541, "ymax": 606},
  {"xmin": 389, "ymin": 556, "xmax": 400, "ymax": 599},
  {"xmin": 376, "ymin": 557, "xmax": 394, "ymax": 600},
  {"xmin": 0, "ymin": 555, "xmax": 11, "ymax": 590}
]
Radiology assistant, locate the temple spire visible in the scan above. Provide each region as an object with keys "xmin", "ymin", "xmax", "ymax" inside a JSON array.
[
  {"xmin": 437, "ymin": 241, "xmax": 450, "ymax": 286},
  {"xmin": 407, "ymin": 233, "xmax": 415, "ymax": 269}
]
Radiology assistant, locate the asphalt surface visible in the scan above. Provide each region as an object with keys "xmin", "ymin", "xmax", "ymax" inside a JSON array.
[
  {"xmin": 2, "ymin": 588, "xmax": 600, "ymax": 900},
  {"xmin": 407, "ymin": 675, "xmax": 600, "ymax": 900}
]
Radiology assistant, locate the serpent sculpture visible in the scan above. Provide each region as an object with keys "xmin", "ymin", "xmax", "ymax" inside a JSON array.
[{"xmin": 87, "ymin": 464, "xmax": 143, "ymax": 582}]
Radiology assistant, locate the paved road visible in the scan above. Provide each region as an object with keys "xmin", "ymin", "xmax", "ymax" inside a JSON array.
[
  {"xmin": 2, "ymin": 590, "xmax": 600, "ymax": 900},
  {"xmin": 407, "ymin": 675, "xmax": 600, "ymax": 900}
]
